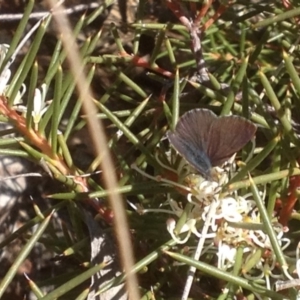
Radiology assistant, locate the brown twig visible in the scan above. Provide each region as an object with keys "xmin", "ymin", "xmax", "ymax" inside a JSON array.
[
  {"xmin": 0, "ymin": 95, "xmax": 79, "ymax": 177},
  {"xmin": 119, "ymin": 50, "xmax": 174, "ymax": 78},
  {"xmin": 202, "ymin": 3, "xmax": 228, "ymax": 31},
  {"xmin": 194, "ymin": 0, "xmax": 213, "ymax": 26}
]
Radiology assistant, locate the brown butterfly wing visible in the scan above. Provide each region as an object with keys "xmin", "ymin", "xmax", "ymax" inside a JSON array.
[
  {"xmin": 167, "ymin": 109, "xmax": 217, "ymax": 178},
  {"xmin": 206, "ymin": 115, "xmax": 257, "ymax": 167}
]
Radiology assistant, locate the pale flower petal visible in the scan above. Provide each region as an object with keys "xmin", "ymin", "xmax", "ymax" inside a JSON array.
[
  {"xmin": 32, "ymin": 84, "xmax": 49, "ymax": 126},
  {"xmin": 0, "ymin": 69, "xmax": 10, "ymax": 95}
]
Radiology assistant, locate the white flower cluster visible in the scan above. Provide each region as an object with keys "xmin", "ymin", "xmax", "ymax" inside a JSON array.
[
  {"xmin": 0, "ymin": 44, "xmax": 50, "ymax": 130},
  {"xmin": 166, "ymin": 167, "xmax": 294, "ymax": 290}
]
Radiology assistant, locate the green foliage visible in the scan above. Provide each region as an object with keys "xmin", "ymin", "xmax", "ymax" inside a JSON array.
[{"xmin": 1, "ymin": 0, "xmax": 300, "ymax": 299}]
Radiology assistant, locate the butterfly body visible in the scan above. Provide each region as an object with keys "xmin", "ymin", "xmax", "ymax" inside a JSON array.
[{"xmin": 167, "ymin": 109, "xmax": 257, "ymax": 179}]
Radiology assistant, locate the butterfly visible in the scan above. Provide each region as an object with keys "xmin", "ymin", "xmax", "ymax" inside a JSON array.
[{"xmin": 167, "ymin": 108, "xmax": 257, "ymax": 179}]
